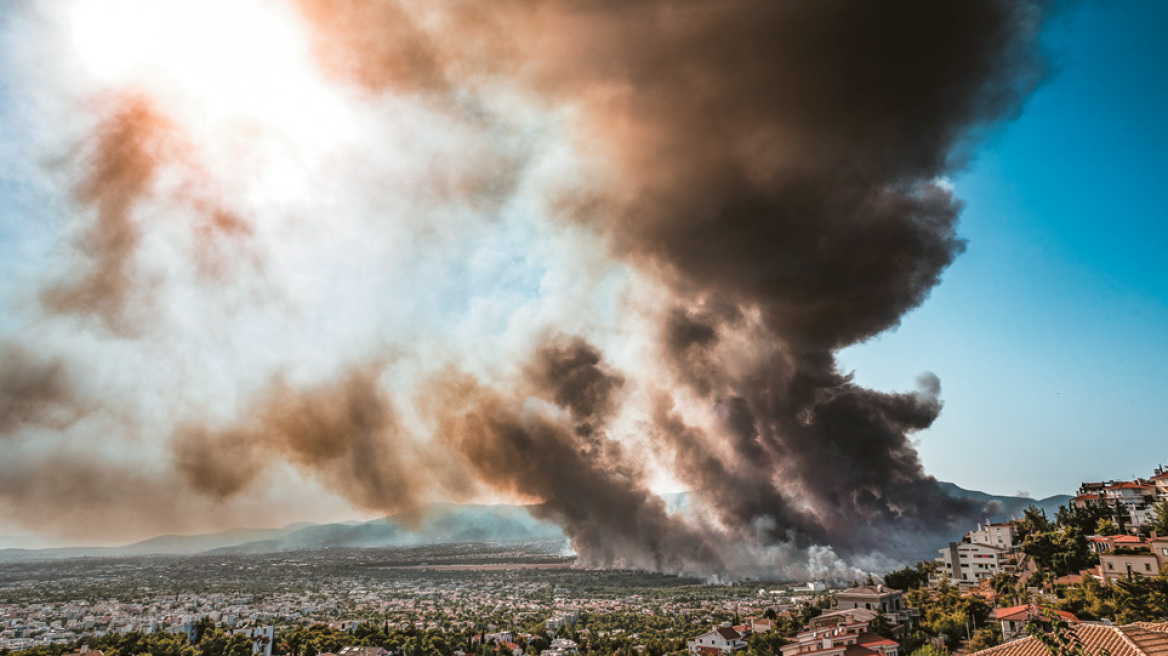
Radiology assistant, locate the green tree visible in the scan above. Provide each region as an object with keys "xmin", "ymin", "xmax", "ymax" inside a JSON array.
[
  {"xmin": 967, "ymin": 625, "xmax": 1001, "ymax": 652},
  {"xmin": 868, "ymin": 613, "xmax": 895, "ymax": 640},
  {"xmin": 1094, "ymin": 518, "xmax": 1120, "ymax": 536},
  {"xmin": 885, "ymin": 563, "xmax": 931, "ymax": 592},
  {"xmin": 1018, "ymin": 507, "xmax": 1052, "ymax": 540},
  {"xmin": 747, "ymin": 632, "xmax": 788, "ymax": 656},
  {"xmin": 989, "ymin": 573, "xmax": 1018, "ymax": 604},
  {"xmin": 1151, "ymin": 500, "xmax": 1168, "ymax": 536}
]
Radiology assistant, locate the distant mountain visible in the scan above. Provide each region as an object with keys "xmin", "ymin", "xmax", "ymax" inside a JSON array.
[
  {"xmin": 0, "ymin": 483, "xmax": 1070, "ymax": 562},
  {"xmin": 0, "ymin": 503, "xmax": 565, "ymax": 561},
  {"xmin": 215, "ymin": 502, "xmax": 566, "ymax": 554},
  {"xmin": 938, "ymin": 482, "xmax": 1072, "ymax": 522}
]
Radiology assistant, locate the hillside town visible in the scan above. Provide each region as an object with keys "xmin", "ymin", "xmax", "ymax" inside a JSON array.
[{"xmin": 2, "ymin": 464, "xmax": 1167, "ymax": 656}]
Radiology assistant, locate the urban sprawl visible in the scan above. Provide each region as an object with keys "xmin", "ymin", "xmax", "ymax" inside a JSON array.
[{"xmin": 4, "ymin": 465, "xmax": 1168, "ymax": 656}]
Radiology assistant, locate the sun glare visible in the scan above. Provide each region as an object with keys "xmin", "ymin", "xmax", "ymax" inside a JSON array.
[{"xmin": 67, "ymin": 0, "xmax": 354, "ymax": 147}]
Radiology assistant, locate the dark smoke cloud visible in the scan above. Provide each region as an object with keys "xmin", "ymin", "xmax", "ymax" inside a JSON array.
[
  {"xmin": 515, "ymin": 0, "xmax": 1046, "ymax": 344},
  {"xmin": 500, "ymin": 0, "xmax": 1050, "ymax": 561},
  {"xmin": 295, "ymin": 0, "xmax": 1045, "ymax": 564},
  {"xmin": 433, "ymin": 336, "xmax": 723, "ymax": 571}
]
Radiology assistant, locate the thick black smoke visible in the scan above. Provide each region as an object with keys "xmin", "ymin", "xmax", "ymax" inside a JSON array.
[
  {"xmin": 435, "ymin": 337, "xmax": 725, "ymax": 571},
  {"xmin": 498, "ymin": 0, "xmax": 1053, "ymax": 561}
]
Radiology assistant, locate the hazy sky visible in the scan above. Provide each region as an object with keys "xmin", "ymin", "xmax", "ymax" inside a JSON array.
[
  {"xmin": 0, "ymin": 0, "xmax": 1163, "ymax": 571},
  {"xmin": 840, "ymin": 0, "xmax": 1168, "ymax": 499}
]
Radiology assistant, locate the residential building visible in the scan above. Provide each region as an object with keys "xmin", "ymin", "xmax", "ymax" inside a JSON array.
[
  {"xmin": 541, "ymin": 638, "xmax": 578, "ymax": 656},
  {"xmin": 545, "ymin": 612, "xmax": 578, "ymax": 632},
  {"xmin": 1093, "ymin": 534, "xmax": 1168, "ymax": 584},
  {"xmin": 1100, "ymin": 551, "xmax": 1161, "ymax": 584},
  {"xmin": 968, "ymin": 523, "xmax": 1018, "ymax": 551},
  {"xmin": 1089, "ymin": 535, "xmax": 1147, "ymax": 554},
  {"xmin": 1073, "ymin": 481, "xmax": 1158, "ymax": 528},
  {"xmin": 779, "ymin": 620, "xmax": 898, "ymax": 656},
  {"xmin": 809, "ymin": 609, "xmax": 878, "ymax": 631},
  {"xmin": 687, "ymin": 624, "xmax": 749, "ymax": 656},
  {"xmin": 835, "ymin": 586, "xmax": 903, "ymax": 616},
  {"xmin": 834, "ymin": 586, "xmax": 916, "ymax": 633},
  {"xmin": 989, "ymin": 605, "xmax": 1078, "ymax": 642},
  {"xmin": 932, "ymin": 542, "xmax": 1009, "ymax": 586},
  {"xmin": 1152, "ymin": 466, "xmax": 1168, "ymax": 502}
]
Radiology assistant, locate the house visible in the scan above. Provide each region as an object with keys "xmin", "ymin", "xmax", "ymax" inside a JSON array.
[
  {"xmin": 1091, "ymin": 533, "xmax": 1168, "ymax": 584},
  {"xmin": 779, "ymin": 620, "xmax": 898, "ymax": 656},
  {"xmin": 969, "ymin": 622, "xmax": 1168, "ymax": 656},
  {"xmin": 836, "ymin": 585, "xmax": 903, "ymax": 616},
  {"xmin": 1100, "ymin": 550, "xmax": 1161, "ymax": 584},
  {"xmin": 809, "ymin": 609, "xmax": 879, "ymax": 630},
  {"xmin": 687, "ymin": 624, "xmax": 749, "ymax": 656},
  {"xmin": 835, "ymin": 585, "xmax": 916, "ymax": 632},
  {"xmin": 1089, "ymin": 535, "xmax": 1147, "ymax": 554},
  {"xmin": 989, "ymin": 605, "xmax": 1078, "ymax": 642},
  {"xmin": 541, "ymin": 638, "xmax": 579, "ymax": 656}
]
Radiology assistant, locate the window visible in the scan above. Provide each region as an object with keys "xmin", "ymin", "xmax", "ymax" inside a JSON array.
[
  {"xmin": 1146, "ymin": 564, "xmax": 1153, "ymax": 571},
  {"xmin": 1108, "ymin": 563, "xmax": 1114, "ymax": 570}
]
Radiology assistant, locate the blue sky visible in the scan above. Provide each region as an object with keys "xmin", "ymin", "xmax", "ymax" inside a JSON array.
[{"xmin": 839, "ymin": 0, "xmax": 1168, "ymax": 499}]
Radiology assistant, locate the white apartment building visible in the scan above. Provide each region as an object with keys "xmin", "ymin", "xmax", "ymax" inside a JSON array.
[
  {"xmin": 967, "ymin": 523, "xmax": 1017, "ymax": 550},
  {"xmin": 932, "ymin": 541, "xmax": 1007, "ymax": 586}
]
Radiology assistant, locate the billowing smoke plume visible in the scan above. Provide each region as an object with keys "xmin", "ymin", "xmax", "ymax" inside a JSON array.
[{"xmin": 0, "ymin": 0, "xmax": 1056, "ymax": 574}]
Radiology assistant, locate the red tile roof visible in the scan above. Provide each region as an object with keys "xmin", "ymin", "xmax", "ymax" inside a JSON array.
[
  {"xmin": 990, "ymin": 604, "xmax": 1078, "ymax": 623},
  {"xmin": 716, "ymin": 627, "xmax": 744, "ymax": 641},
  {"xmin": 971, "ymin": 623, "xmax": 1168, "ymax": 656}
]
